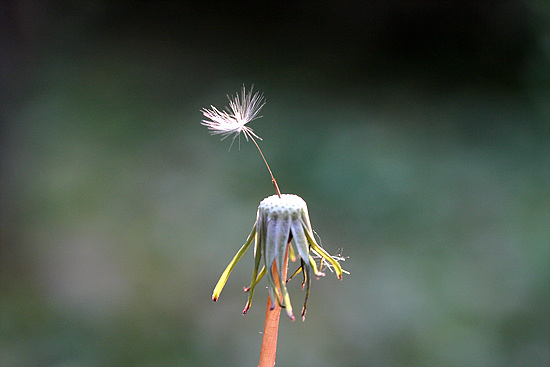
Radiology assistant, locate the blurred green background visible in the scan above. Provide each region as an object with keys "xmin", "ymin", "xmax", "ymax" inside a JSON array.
[{"xmin": 1, "ymin": 2, "xmax": 549, "ymax": 366}]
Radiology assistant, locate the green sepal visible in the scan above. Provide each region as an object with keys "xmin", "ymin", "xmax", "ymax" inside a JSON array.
[
  {"xmin": 301, "ymin": 218, "xmax": 343, "ymax": 279},
  {"xmin": 212, "ymin": 223, "xmax": 256, "ymax": 301}
]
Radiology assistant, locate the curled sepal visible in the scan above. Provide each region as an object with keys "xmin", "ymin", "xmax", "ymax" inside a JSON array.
[
  {"xmin": 212, "ymin": 223, "xmax": 256, "ymax": 301},
  {"xmin": 301, "ymin": 218, "xmax": 343, "ymax": 279},
  {"xmin": 242, "ymin": 231, "xmax": 265, "ymax": 315}
]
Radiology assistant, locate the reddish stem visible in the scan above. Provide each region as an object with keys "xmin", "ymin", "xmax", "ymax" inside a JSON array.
[{"xmin": 258, "ymin": 247, "xmax": 289, "ymax": 367}]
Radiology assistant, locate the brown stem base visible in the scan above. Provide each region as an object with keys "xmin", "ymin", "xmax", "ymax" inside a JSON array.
[{"xmin": 258, "ymin": 248, "xmax": 289, "ymax": 367}]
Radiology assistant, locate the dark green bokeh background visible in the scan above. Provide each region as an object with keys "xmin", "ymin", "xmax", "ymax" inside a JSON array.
[{"xmin": 2, "ymin": 2, "xmax": 549, "ymax": 366}]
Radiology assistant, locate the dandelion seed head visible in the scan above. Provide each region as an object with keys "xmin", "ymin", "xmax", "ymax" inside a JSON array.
[
  {"xmin": 212, "ymin": 194, "xmax": 345, "ymax": 321},
  {"xmin": 201, "ymin": 85, "xmax": 265, "ymax": 149}
]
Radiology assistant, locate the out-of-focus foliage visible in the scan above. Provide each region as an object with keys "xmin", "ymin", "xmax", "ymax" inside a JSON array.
[{"xmin": 1, "ymin": 2, "xmax": 549, "ymax": 366}]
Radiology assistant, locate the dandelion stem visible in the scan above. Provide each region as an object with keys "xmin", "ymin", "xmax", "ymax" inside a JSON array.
[
  {"xmin": 258, "ymin": 245, "xmax": 289, "ymax": 367},
  {"xmin": 250, "ymin": 137, "xmax": 281, "ymax": 198}
]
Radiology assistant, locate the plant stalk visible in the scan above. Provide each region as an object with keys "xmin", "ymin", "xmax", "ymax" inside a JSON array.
[{"xmin": 258, "ymin": 246, "xmax": 289, "ymax": 367}]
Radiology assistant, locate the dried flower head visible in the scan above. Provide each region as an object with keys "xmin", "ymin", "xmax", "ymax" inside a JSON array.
[
  {"xmin": 212, "ymin": 194, "xmax": 345, "ymax": 321},
  {"xmin": 201, "ymin": 85, "xmax": 265, "ymax": 149}
]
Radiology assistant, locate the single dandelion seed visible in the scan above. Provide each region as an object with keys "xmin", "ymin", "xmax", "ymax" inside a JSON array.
[
  {"xmin": 201, "ymin": 85, "xmax": 281, "ymax": 197},
  {"xmin": 201, "ymin": 85, "xmax": 265, "ymax": 148}
]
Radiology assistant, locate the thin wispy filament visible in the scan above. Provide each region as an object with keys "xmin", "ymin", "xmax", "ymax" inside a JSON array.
[{"xmin": 201, "ymin": 85, "xmax": 281, "ymax": 197}]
